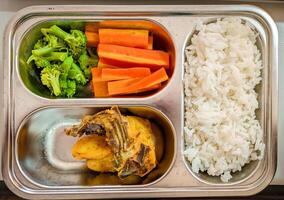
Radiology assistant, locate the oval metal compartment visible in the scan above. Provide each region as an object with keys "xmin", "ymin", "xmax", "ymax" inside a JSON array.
[
  {"xmin": 2, "ymin": 5, "xmax": 277, "ymax": 199},
  {"xmin": 18, "ymin": 19, "xmax": 175, "ymax": 99},
  {"xmin": 16, "ymin": 106, "xmax": 176, "ymax": 187},
  {"xmin": 182, "ymin": 18, "xmax": 267, "ymax": 185}
]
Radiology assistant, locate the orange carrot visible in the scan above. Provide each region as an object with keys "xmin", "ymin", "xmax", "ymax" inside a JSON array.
[
  {"xmin": 97, "ymin": 58, "xmax": 119, "ymax": 68},
  {"xmin": 91, "ymin": 68, "xmax": 102, "ymax": 82},
  {"xmin": 98, "ymin": 44, "xmax": 169, "ymax": 69},
  {"xmin": 99, "ymin": 29, "xmax": 149, "ymax": 49},
  {"xmin": 91, "ymin": 68, "xmax": 108, "ymax": 97},
  {"xmin": 99, "ymin": 20, "xmax": 153, "ymax": 30},
  {"xmin": 109, "ymin": 78, "xmax": 140, "ymax": 88},
  {"xmin": 106, "ymin": 78, "xmax": 161, "ymax": 95},
  {"xmin": 101, "ymin": 68, "xmax": 151, "ymax": 81},
  {"xmin": 148, "ymin": 36, "xmax": 153, "ymax": 50},
  {"xmin": 85, "ymin": 22, "xmax": 99, "ymax": 32},
  {"xmin": 97, "ymin": 58, "xmax": 144, "ymax": 69},
  {"xmin": 93, "ymin": 81, "xmax": 109, "ymax": 97},
  {"xmin": 86, "ymin": 31, "xmax": 99, "ymax": 47},
  {"xmin": 108, "ymin": 68, "xmax": 168, "ymax": 95},
  {"xmin": 119, "ymin": 83, "xmax": 161, "ymax": 95}
]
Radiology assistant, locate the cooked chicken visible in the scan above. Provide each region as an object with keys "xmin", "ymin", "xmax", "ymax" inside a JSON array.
[{"xmin": 65, "ymin": 106, "xmax": 160, "ymax": 178}]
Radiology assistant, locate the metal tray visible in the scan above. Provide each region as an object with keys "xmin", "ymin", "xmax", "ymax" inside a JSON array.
[{"xmin": 2, "ymin": 5, "xmax": 278, "ymax": 199}]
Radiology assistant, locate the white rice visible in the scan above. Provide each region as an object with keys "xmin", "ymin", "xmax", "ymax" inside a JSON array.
[{"xmin": 183, "ymin": 17, "xmax": 265, "ymax": 182}]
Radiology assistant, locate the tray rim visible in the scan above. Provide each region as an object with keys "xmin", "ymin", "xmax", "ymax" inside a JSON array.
[{"xmin": 2, "ymin": 4, "xmax": 278, "ymax": 199}]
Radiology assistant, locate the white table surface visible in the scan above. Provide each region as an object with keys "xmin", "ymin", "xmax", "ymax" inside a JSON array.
[{"xmin": 0, "ymin": 0, "xmax": 283, "ymax": 185}]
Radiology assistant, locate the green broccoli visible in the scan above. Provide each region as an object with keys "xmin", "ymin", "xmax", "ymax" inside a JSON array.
[
  {"xmin": 27, "ymin": 55, "xmax": 51, "ymax": 68},
  {"xmin": 60, "ymin": 80, "xmax": 76, "ymax": 98},
  {"xmin": 34, "ymin": 39, "xmax": 46, "ymax": 50},
  {"xmin": 41, "ymin": 25, "xmax": 86, "ymax": 59},
  {"xmin": 33, "ymin": 33, "xmax": 66, "ymax": 54},
  {"xmin": 79, "ymin": 51, "xmax": 98, "ymax": 78},
  {"xmin": 68, "ymin": 62, "xmax": 87, "ymax": 85},
  {"xmin": 41, "ymin": 65, "xmax": 61, "ymax": 96},
  {"xmin": 32, "ymin": 47, "xmax": 54, "ymax": 56},
  {"xmin": 60, "ymin": 56, "xmax": 73, "ymax": 78},
  {"xmin": 27, "ymin": 52, "xmax": 68, "ymax": 68},
  {"xmin": 45, "ymin": 52, "xmax": 68, "ymax": 62},
  {"xmin": 59, "ymin": 56, "xmax": 77, "ymax": 97}
]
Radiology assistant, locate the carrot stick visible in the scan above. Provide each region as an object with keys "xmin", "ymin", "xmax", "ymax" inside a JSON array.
[
  {"xmin": 97, "ymin": 58, "xmax": 145, "ymax": 69},
  {"xmin": 101, "ymin": 67, "xmax": 151, "ymax": 81},
  {"xmin": 85, "ymin": 22, "xmax": 99, "ymax": 32},
  {"xmin": 108, "ymin": 68, "xmax": 168, "ymax": 95},
  {"xmin": 97, "ymin": 58, "xmax": 119, "ymax": 68},
  {"xmin": 93, "ymin": 81, "xmax": 109, "ymax": 97},
  {"xmin": 120, "ymin": 83, "xmax": 161, "ymax": 95},
  {"xmin": 99, "ymin": 29, "xmax": 149, "ymax": 49},
  {"xmin": 99, "ymin": 20, "xmax": 153, "ymax": 30},
  {"xmin": 91, "ymin": 68, "xmax": 109, "ymax": 97},
  {"xmin": 98, "ymin": 44, "xmax": 169, "ymax": 69},
  {"xmin": 91, "ymin": 68, "xmax": 102, "ymax": 82},
  {"xmin": 106, "ymin": 78, "xmax": 161, "ymax": 95},
  {"xmin": 147, "ymin": 36, "xmax": 153, "ymax": 50},
  {"xmin": 86, "ymin": 31, "xmax": 99, "ymax": 47}
]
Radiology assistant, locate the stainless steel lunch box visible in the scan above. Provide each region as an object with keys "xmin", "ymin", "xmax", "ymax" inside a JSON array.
[{"xmin": 2, "ymin": 5, "xmax": 278, "ymax": 199}]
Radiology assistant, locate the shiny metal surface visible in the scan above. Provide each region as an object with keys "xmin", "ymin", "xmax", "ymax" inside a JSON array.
[
  {"xmin": 2, "ymin": 5, "xmax": 278, "ymax": 199},
  {"xmin": 15, "ymin": 106, "xmax": 176, "ymax": 187}
]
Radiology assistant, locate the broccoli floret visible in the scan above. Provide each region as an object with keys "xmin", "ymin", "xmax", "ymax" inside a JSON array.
[
  {"xmin": 60, "ymin": 56, "xmax": 73, "ymax": 78},
  {"xmin": 27, "ymin": 55, "xmax": 51, "ymax": 68},
  {"xmin": 41, "ymin": 25, "xmax": 86, "ymax": 59},
  {"xmin": 45, "ymin": 52, "xmax": 68, "ymax": 62},
  {"xmin": 41, "ymin": 66, "xmax": 61, "ymax": 96},
  {"xmin": 78, "ymin": 51, "xmax": 98, "ymax": 78},
  {"xmin": 32, "ymin": 47, "xmax": 54, "ymax": 56},
  {"xmin": 68, "ymin": 62, "xmax": 87, "ymax": 85},
  {"xmin": 60, "ymin": 80, "xmax": 76, "ymax": 98},
  {"xmin": 27, "ymin": 52, "xmax": 68, "ymax": 68},
  {"xmin": 59, "ymin": 56, "xmax": 77, "ymax": 97},
  {"xmin": 43, "ymin": 34, "xmax": 66, "ymax": 49},
  {"xmin": 33, "ymin": 33, "xmax": 66, "ymax": 55},
  {"xmin": 34, "ymin": 39, "xmax": 47, "ymax": 50}
]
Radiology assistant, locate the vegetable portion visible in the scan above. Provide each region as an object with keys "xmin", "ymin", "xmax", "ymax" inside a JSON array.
[
  {"xmin": 101, "ymin": 68, "xmax": 151, "ymax": 81},
  {"xmin": 41, "ymin": 25, "xmax": 87, "ymax": 59},
  {"xmin": 99, "ymin": 29, "xmax": 149, "ymax": 49},
  {"xmin": 108, "ymin": 68, "xmax": 168, "ymax": 96},
  {"xmin": 92, "ymin": 81, "xmax": 109, "ymax": 98},
  {"xmin": 97, "ymin": 44, "xmax": 169, "ymax": 70},
  {"xmin": 27, "ymin": 25, "xmax": 98, "ymax": 97},
  {"xmin": 27, "ymin": 20, "xmax": 171, "ymax": 98},
  {"xmin": 85, "ymin": 32, "xmax": 99, "ymax": 47},
  {"xmin": 83, "ymin": 22, "xmax": 171, "ymax": 97}
]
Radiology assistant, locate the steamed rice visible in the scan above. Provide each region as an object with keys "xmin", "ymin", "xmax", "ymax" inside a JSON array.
[{"xmin": 183, "ymin": 18, "xmax": 265, "ymax": 182}]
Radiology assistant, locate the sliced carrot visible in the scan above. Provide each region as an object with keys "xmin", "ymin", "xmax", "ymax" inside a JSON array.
[
  {"xmin": 99, "ymin": 20, "xmax": 153, "ymax": 30},
  {"xmin": 108, "ymin": 68, "xmax": 168, "ymax": 95},
  {"xmin": 85, "ymin": 22, "xmax": 99, "ymax": 32},
  {"xmin": 93, "ymin": 81, "xmax": 109, "ymax": 97},
  {"xmin": 97, "ymin": 58, "xmax": 119, "ymax": 68},
  {"xmin": 109, "ymin": 78, "xmax": 141, "ymax": 88},
  {"xmin": 106, "ymin": 78, "xmax": 161, "ymax": 96},
  {"xmin": 99, "ymin": 29, "xmax": 149, "ymax": 49},
  {"xmin": 97, "ymin": 44, "xmax": 169, "ymax": 69},
  {"xmin": 101, "ymin": 67, "xmax": 151, "ymax": 81},
  {"xmin": 148, "ymin": 36, "xmax": 153, "ymax": 50},
  {"xmin": 119, "ymin": 83, "xmax": 161, "ymax": 95},
  {"xmin": 86, "ymin": 31, "xmax": 99, "ymax": 47},
  {"xmin": 91, "ymin": 68, "xmax": 102, "ymax": 82},
  {"xmin": 91, "ymin": 68, "xmax": 109, "ymax": 97},
  {"xmin": 97, "ymin": 58, "xmax": 145, "ymax": 69}
]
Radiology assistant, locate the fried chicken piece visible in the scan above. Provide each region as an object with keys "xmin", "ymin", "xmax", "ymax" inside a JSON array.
[{"xmin": 66, "ymin": 106, "xmax": 158, "ymax": 178}]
